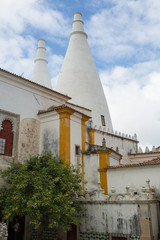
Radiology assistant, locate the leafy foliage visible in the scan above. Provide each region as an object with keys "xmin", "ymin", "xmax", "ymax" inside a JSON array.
[{"xmin": 0, "ymin": 153, "xmax": 85, "ymax": 231}]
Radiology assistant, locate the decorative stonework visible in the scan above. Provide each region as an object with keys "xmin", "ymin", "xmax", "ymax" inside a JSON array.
[
  {"xmin": 0, "ymin": 109, "xmax": 20, "ymax": 164},
  {"xmin": 79, "ymin": 232, "xmax": 140, "ymax": 240},
  {"xmin": 80, "ymin": 232, "xmax": 109, "ymax": 240},
  {"xmin": 32, "ymin": 228, "xmax": 57, "ymax": 240},
  {"xmin": 78, "ymin": 180, "xmax": 157, "ymax": 202},
  {"xmin": 18, "ymin": 119, "xmax": 40, "ymax": 162}
]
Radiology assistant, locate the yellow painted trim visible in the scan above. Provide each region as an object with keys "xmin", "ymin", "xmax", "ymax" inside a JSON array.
[
  {"xmin": 119, "ymin": 157, "xmax": 122, "ymax": 165},
  {"xmin": 56, "ymin": 108, "xmax": 74, "ymax": 163},
  {"xmin": 97, "ymin": 150, "xmax": 111, "ymax": 195},
  {"xmin": 81, "ymin": 115, "xmax": 90, "ymax": 192},
  {"xmin": 89, "ymin": 129, "xmax": 95, "ymax": 144}
]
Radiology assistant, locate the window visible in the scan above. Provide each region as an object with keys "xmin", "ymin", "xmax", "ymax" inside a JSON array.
[
  {"xmin": 75, "ymin": 145, "xmax": 80, "ymax": 155},
  {"xmin": 75, "ymin": 145, "xmax": 80, "ymax": 166},
  {"xmin": 0, "ymin": 120, "xmax": 13, "ymax": 156},
  {"xmin": 101, "ymin": 115, "xmax": 106, "ymax": 126},
  {"xmin": 0, "ymin": 138, "xmax": 6, "ymax": 154}
]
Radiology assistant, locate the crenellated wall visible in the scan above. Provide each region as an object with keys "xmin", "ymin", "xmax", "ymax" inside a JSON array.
[{"xmin": 87, "ymin": 126, "xmax": 138, "ymax": 163}]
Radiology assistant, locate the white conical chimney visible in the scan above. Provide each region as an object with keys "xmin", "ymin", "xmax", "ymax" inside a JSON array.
[
  {"xmin": 31, "ymin": 39, "xmax": 52, "ymax": 89},
  {"xmin": 56, "ymin": 12, "xmax": 113, "ymax": 130}
]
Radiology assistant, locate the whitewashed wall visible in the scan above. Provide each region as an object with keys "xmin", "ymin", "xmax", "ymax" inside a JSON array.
[
  {"xmin": 94, "ymin": 130, "xmax": 138, "ymax": 163},
  {"xmin": 39, "ymin": 111, "xmax": 59, "ymax": 156},
  {"xmin": 79, "ymin": 201, "xmax": 159, "ymax": 239},
  {"xmin": 110, "ymin": 157, "xmax": 119, "ymax": 166},
  {"xmin": 80, "ymin": 202, "xmax": 140, "ymax": 235},
  {"xmin": 107, "ymin": 165, "xmax": 160, "ymax": 196},
  {"xmin": 70, "ymin": 113, "xmax": 82, "ymax": 166},
  {"xmin": 84, "ymin": 154, "xmax": 99, "ymax": 192},
  {"xmin": 0, "ymin": 72, "xmax": 67, "ymax": 120}
]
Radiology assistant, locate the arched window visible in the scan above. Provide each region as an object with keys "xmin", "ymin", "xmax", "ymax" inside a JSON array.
[{"xmin": 0, "ymin": 120, "xmax": 13, "ymax": 156}]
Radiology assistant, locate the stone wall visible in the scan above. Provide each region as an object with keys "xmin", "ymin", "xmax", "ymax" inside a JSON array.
[{"xmin": 18, "ymin": 118, "xmax": 40, "ymax": 162}]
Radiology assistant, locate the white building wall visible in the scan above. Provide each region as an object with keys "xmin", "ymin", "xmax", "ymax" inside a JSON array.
[
  {"xmin": 110, "ymin": 157, "xmax": 119, "ymax": 166},
  {"xmin": 70, "ymin": 113, "xmax": 82, "ymax": 166},
  {"xmin": 39, "ymin": 112, "xmax": 59, "ymax": 156},
  {"xmin": 107, "ymin": 165, "xmax": 160, "ymax": 196},
  {"xmin": 94, "ymin": 130, "xmax": 138, "ymax": 163},
  {"xmin": 84, "ymin": 154, "xmax": 99, "ymax": 192},
  {"xmin": 79, "ymin": 201, "xmax": 159, "ymax": 239},
  {"xmin": 80, "ymin": 202, "xmax": 140, "ymax": 235},
  {"xmin": 150, "ymin": 203, "xmax": 159, "ymax": 238},
  {"xmin": 0, "ymin": 73, "xmax": 66, "ymax": 120}
]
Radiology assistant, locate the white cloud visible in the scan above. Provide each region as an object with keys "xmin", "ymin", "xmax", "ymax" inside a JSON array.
[
  {"xmin": 0, "ymin": 0, "xmax": 70, "ymax": 36},
  {"xmin": 86, "ymin": 0, "xmax": 160, "ymax": 63},
  {"xmin": 0, "ymin": 0, "xmax": 69, "ymax": 80},
  {"xmin": 100, "ymin": 61, "xmax": 160, "ymax": 149}
]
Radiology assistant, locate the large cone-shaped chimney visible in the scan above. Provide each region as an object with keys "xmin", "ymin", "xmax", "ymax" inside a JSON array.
[
  {"xmin": 31, "ymin": 39, "xmax": 52, "ymax": 89},
  {"xmin": 56, "ymin": 12, "xmax": 113, "ymax": 130}
]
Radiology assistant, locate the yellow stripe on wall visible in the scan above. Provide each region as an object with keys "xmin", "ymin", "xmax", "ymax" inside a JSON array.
[
  {"xmin": 89, "ymin": 129, "xmax": 95, "ymax": 144},
  {"xmin": 56, "ymin": 108, "xmax": 74, "ymax": 163},
  {"xmin": 97, "ymin": 150, "xmax": 111, "ymax": 195}
]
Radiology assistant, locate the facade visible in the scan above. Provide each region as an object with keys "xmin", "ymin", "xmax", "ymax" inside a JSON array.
[{"xmin": 0, "ymin": 12, "xmax": 160, "ymax": 240}]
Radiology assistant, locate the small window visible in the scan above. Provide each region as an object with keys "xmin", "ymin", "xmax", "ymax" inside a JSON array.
[
  {"xmin": 101, "ymin": 115, "xmax": 106, "ymax": 126},
  {"xmin": 0, "ymin": 138, "xmax": 6, "ymax": 154},
  {"xmin": 75, "ymin": 145, "xmax": 80, "ymax": 155},
  {"xmin": 75, "ymin": 145, "xmax": 80, "ymax": 166}
]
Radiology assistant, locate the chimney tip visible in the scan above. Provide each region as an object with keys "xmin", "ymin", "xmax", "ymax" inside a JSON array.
[{"xmin": 74, "ymin": 12, "xmax": 82, "ymax": 21}]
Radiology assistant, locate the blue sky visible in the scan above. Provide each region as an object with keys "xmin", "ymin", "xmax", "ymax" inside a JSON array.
[{"xmin": 0, "ymin": 0, "xmax": 160, "ymax": 149}]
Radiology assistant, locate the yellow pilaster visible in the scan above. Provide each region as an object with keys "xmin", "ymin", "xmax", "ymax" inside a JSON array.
[
  {"xmin": 89, "ymin": 129, "xmax": 95, "ymax": 144},
  {"xmin": 81, "ymin": 115, "xmax": 90, "ymax": 192},
  {"xmin": 97, "ymin": 150, "xmax": 111, "ymax": 195},
  {"xmin": 119, "ymin": 157, "xmax": 122, "ymax": 165},
  {"xmin": 56, "ymin": 108, "xmax": 74, "ymax": 163}
]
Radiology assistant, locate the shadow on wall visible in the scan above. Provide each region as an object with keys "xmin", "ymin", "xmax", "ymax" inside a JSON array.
[{"xmin": 42, "ymin": 129, "xmax": 58, "ymax": 155}]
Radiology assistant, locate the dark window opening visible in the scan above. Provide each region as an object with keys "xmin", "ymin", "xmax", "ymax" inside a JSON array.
[
  {"xmin": 101, "ymin": 115, "xmax": 106, "ymax": 126},
  {"xmin": 75, "ymin": 145, "xmax": 80, "ymax": 155},
  {"xmin": 0, "ymin": 120, "xmax": 13, "ymax": 156}
]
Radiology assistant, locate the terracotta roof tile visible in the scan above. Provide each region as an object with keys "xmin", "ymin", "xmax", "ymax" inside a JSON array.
[
  {"xmin": 128, "ymin": 151, "xmax": 160, "ymax": 156},
  {"xmin": 106, "ymin": 157, "xmax": 160, "ymax": 169}
]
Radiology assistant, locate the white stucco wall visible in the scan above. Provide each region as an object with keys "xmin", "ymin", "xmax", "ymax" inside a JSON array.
[
  {"xmin": 70, "ymin": 113, "xmax": 82, "ymax": 166},
  {"xmin": 84, "ymin": 154, "xmax": 99, "ymax": 192},
  {"xmin": 107, "ymin": 165, "xmax": 160, "ymax": 196},
  {"xmin": 110, "ymin": 157, "xmax": 119, "ymax": 166},
  {"xmin": 0, "ymin": 72, "xmax": 67, "ymax": 120},
  {"xmin": 39, "ymin": 111, "xmax": 59, "ymax": 156},
  {"xmin": 80, "ymin": 202, "xmax": 140, "ymax": 235},
  {"xmin": 94, "ymin": 130, "xmax": 138, "ymax": 163},
  {"xmin": 150, "ymin": 203, "xmax": 159, "ymax": 237}
]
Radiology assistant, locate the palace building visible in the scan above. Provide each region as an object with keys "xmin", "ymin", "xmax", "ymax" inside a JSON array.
[{"xmin": 0, "ymin": 12, "xmax": 160, "ymax": 240}]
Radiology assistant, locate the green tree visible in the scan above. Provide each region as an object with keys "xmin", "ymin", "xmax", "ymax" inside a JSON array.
[{"xmin": 0, "ymin": 153, "xmax": 85, "ymax": 232}]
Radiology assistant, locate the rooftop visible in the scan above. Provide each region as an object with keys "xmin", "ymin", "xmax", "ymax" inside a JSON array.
[{"xmin": 106, "ymin": 157, "xmax": 160, "ymax": 169}]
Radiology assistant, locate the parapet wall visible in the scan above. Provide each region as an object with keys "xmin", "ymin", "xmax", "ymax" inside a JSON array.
[{"xmin": 87, "ymin": 125, "xmax": 138, "ymax": 163}]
